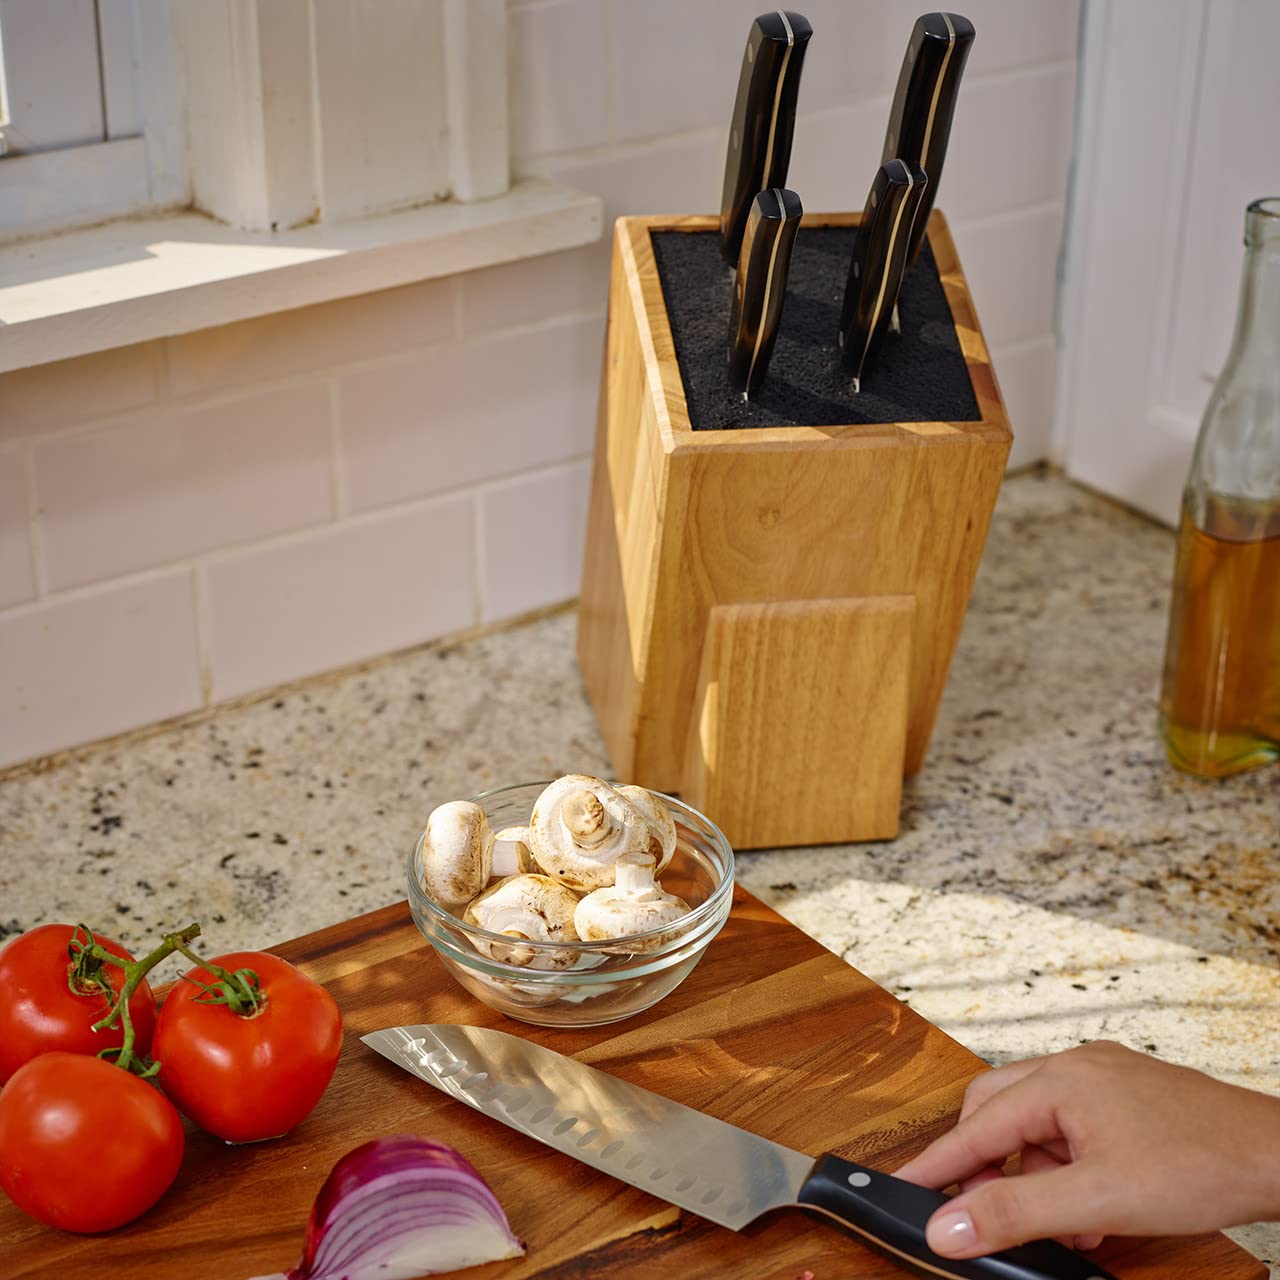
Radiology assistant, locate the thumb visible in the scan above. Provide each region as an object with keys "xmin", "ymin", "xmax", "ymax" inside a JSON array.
[{"xmin": 924, "ymin": 1162, "xmax": 1107, "ymax": 1259}]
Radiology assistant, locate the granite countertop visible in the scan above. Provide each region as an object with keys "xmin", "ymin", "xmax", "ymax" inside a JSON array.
[{"xmin": 1, "ymin": 468, "xmax": 1276, "ymax": 1273}]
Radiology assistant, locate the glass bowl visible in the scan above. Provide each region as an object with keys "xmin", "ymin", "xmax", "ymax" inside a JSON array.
[{"xmin": 405, "ymin": 781, "xmax": 734, "ymax": 1027}]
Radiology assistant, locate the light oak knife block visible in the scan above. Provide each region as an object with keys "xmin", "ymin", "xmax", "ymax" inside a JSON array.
[{"xmin": 577, "ymin": 211, "xmax": 1012, "ymax": 850}]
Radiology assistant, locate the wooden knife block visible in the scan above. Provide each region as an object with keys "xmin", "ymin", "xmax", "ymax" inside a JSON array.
[{"xmin": 577, "ymin": 211, "xmax": 1012, "ymax": 850}]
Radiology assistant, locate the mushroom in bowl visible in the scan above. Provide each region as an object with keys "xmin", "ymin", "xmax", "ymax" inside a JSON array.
[{"xmin": 407, "ymin": 778, "xmax": 733, "ymax": 1028}]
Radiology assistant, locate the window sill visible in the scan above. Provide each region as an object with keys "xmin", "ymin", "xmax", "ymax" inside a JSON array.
[{"xmin": 0, "ymin": 179, "xmax": 603, "ymax": 373}]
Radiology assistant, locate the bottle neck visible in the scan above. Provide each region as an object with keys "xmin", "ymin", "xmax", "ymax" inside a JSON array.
[{"xmin": 1228, "ymin": 243, "xmax": 1280, "ymax": 368}]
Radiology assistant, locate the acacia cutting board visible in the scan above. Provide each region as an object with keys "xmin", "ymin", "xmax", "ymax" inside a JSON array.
[{"xmin": 0, "ymin": 890, "xmax": 1265, "ymax": 1279}]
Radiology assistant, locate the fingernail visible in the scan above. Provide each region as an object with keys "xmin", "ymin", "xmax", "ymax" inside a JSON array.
[{"xmin": 927, "ymin": 1208, "xmax": 978, "ymax": 1255}]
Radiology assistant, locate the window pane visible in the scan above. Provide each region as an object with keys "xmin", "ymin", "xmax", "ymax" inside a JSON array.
[{"xmin": 0, "ymin": 0, "xmax": 104, "ymax": 154}]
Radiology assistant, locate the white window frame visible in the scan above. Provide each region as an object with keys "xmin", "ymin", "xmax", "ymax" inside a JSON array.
[
  {"xmin": 0, "ymin": 0, "xmax": 511, "ymax": 242},
  {"xmin": 0, "ymin": 0, "xmax": 187, "ymax": 239},
  {"xmin": 0, "ymin": 0, "xmax": 603, "ymax": 374}
]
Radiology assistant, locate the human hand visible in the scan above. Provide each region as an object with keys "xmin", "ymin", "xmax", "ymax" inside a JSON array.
[{"xmin": 894, "ymin": 1040, "xmax": 1280, "ymax": 1259}]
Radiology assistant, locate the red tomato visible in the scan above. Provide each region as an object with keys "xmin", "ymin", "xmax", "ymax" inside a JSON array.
[
  {"xmin": 0, "ymin": 1052, "xmax": 183, "ymax": 1232},
  {"xmin": 0, "ymin": 923, "xmax": 157, "ymax": 1083},
  {"xmin": 154, "ymin": 951, "xmax": 342, "ymax": 1143}
]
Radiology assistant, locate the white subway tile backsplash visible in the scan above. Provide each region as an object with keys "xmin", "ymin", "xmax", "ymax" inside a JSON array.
[
  {"xmin": 166, "ymin": 279, "xmax": 456, "ymax": 396},
  {"xmin": 940, "ymin": 64, "xmax": 1076, "ymax": 222},
  {"xmin": 785, "ymin": 100, "xmax": 891, "ymax": 213},
  {"xmin": 460, "ymin": 244, "xmax": 607, "ymax": 336},
  {"xmin": 0, "ymin": 1, "xmax": 1076, "ymax": 761},
  {"xmin": 544, "ymin": 132, "xmax": 724, "ymax": 223},
  {"xmin": 607, "ymin": 0, "xmax": 755, "ymax": 145},
  {"xmin": 792, "ymin": 0, "xmax": 896, "ymax": 114},
  {"xmin": 607, "ymin": 1, "xmax": 892, "ymax": 148},
  {"xmin": 991, "ymin": 336, "xmax": 1058, "ymax": 471},
  {"xmin": 509, "ymin": 0, "xmax": 609, "ymax": 159},
  {"xmin": 37, "ymin": 381, "xmax": 334, "ymax": 591},
  {"xmin": 339, "ymin": 316, "xmax": 601, "ymax": 513},
  {"xmin": 0, "ymin": 342, "xmax": 160, "ymax": 443},
  {"xmin": 203, "ymin": 496, "xmax": 477, "ymax": 701},
  {"xmin": 0, "ymin": 451, "xmax": 35, "ymax": 608},
  {"xmin": 480, "ymin": 460, "xmax": 591, "ymax": 622},
  {"xmin": 0, "ymin": 569, "xmax": 201, "ymax": 768},
  {"xmin": 953, "ymin": 202, "xmax": 1065, "ymax": 349}
]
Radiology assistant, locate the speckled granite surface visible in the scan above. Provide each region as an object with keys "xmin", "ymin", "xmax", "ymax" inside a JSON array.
[{"xmin": 1, "ymin": 469, "xmax": 1276, "ymax": 1271}]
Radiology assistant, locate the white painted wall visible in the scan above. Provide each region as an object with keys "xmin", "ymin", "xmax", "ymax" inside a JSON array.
[{"xmin": 0, "ymin": 0, "xmax": 1079, "ymax": 768}]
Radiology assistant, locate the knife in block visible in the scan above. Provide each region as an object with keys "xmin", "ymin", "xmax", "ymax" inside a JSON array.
[
  {"xmin": 839, "ymin": 160, "xmax": 928, "ymax": 391},
  {"xmin": 882, "ymin": 11, "xmax": 975, "ymax": 274},
  {"xmin": 719, "ymin": 9, "xmax": 812, "ymax": 265},
  {"xmin": 728, "ymin": 187, "xmax": 803, "ymax": 399}
]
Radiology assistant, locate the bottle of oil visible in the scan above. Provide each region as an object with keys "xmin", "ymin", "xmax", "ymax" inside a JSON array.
[{"xmin": 1160, "ymin": 198, "xmax": 1280, "ymax": 777}]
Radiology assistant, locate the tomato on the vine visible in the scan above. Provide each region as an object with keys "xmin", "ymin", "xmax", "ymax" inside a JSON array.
[
  {"xmin": 154, "ymin": 950, "xmax": 342, "ymax": 1143},
  {"xmin": 0, "ymin": 1052, "xmax": 183, "ymax": 1233},
  {"xmin": 0, "ymin": 923, "xmax": 157, "ymax": 1083}
]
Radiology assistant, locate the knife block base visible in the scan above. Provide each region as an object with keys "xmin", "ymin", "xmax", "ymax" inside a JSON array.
[
  {"xmin": 577, "ymin": 211, "xmax": 1012, "ymax": 850},
  {"xmin": 682, "ymin": 596, "xmax": 915, "ymax": 847}
]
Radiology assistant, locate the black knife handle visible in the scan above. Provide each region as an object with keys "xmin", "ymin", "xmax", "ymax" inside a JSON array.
[
  {"xmin": 719, "ymin": 10, "xmax": 812, "ymax": 265},
  {"xmin": 798, "ymin": 1155, "xmax": 1120, "ymax": 1280},
  {"xmin": 838, "ymin": 160, "xmax": 927, "ymax": 388},
  {"xmin": 728, "ymin": 187, "xmax": 802, "ymax": 398},
  {"xmin": 882, "ymin": 11, "xmax": 975, "ymax": 270}
]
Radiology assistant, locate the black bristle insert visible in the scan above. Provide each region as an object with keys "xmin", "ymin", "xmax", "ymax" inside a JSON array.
[{"xmin": 651, "ymin": 226, "xmax": 981, "ymax": 430}]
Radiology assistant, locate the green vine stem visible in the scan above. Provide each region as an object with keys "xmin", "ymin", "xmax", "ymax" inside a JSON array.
[
  {"xmin": 171, "ymin": 941, "xmax": 266, "ymax": 1018},
  {"xmin": 69, "ymin": 921, "xmax": 204, "ymax": 1077}
]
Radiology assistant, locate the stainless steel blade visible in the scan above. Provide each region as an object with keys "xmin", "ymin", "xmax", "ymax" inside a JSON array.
[{"xmin": 361, "ymin": 1024, "xmax": 815, "ymax": 1231}]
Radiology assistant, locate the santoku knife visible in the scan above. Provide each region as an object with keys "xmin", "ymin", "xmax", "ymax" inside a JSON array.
[
  {"xmin": 839, "ymin": 159, "xmax": 928, "ymax": 391},
  {"xmin": 882, "ymin": 11, "xmax": 976, "ymax": 273},
  {"xmin": 719, "ymin": 10, "xmax": 812, "ymax": 265},
  {"xmin": 363, "ymin": 1024, "xmax": 1119, "ymax": 1280},
  {"xmin": 728, "ymin": 187, "xmax": 803, "ymax": 399}
]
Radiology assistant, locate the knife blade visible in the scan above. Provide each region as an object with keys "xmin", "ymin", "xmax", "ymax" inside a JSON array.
[
  {"xmin": 362, "ymin": 1024, "xmax": 1119, "ymax": 1280},
  {"xmin": 882, "ymin": 11, "xmax": 976, "ymax": 272},
  {"xmin": 728, "ymin": 187, "xmax": 803, "ymax": 399},
  {"xmin": 838, "ymin": 159, "xmax": 928, "ymax": 392},
  {"xmin": 719, "ymin": 9, "xmax": 813, "ymax": 265}
]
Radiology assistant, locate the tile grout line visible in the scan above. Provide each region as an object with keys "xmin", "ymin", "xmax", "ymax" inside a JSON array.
[
  {"xmin": 191, "ymin": 562, "xmax": 215, "ymax": 706},
  {"xmin": 21, "ymin": 444, "xmax": 49, "ymax": 599},
  {"xmin": 526, "ymin": 58, "xmax": 1077, "ymax": 171},
  {"xmin": 472, "ymin": 491, "xmax": 487, "ymax": 627},
  {"xmin": 327, "ymin": 379, "xmax": 348, "ymax": 519},
  {"xmin": 0, "ymin": 457, "xmax": 595, "ymax": 623},
  {"xmin": 0, "ymin": 307, "xmax": 609, "ymax": 452}
]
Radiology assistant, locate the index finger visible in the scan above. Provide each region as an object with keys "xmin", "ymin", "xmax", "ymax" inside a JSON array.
[{"xmin": 894, "ymin": 1064, "xmax": 1066, "ymax": 1190}]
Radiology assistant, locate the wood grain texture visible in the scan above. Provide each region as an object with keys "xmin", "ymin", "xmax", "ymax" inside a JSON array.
[
  {"xmin": 0, "ymin": 893, "xmax": 1263, "ymax": 1279},
  {"xmin": 576, "ymin": 210, "xmax": 1013, "ymax": 848},
  {"xmin": 682, "ymin": 596, "xmax": 914, "ymax": 847}
]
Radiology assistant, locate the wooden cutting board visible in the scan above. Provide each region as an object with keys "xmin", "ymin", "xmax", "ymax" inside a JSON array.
[{"xmin": 0, "ymin": 888, "xmax": 1265, "ymax": 1279}]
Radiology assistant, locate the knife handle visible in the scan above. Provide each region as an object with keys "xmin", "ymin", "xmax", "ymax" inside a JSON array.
[
  {"xmin": 719, "ymin": 10, "xmax": 813, "ymax": 265},
  {"xmin": 728, "ymin": 187, "xmax": 803, "ymax": 398},
  {"xmin": 838, "ymin": 160, "xmax": 927, "ymax": 389},
  {"xmin": 798, "ymin": 1155, "xmax": 1119, "ymax": 1280},
  {"xmin": 881, "ymin": 11, "xmax": 976, "ymax": 270}
]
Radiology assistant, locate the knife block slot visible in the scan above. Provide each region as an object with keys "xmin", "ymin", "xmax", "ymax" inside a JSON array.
[{"xmin": 577, "ymin": 211, "xmax": 1012, "ymax": 849}]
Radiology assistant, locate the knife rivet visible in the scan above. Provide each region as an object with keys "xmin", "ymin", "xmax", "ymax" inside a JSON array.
[{"xmin": 847, "ymin": 1172, "xmax": 872, "ymax": 1188}]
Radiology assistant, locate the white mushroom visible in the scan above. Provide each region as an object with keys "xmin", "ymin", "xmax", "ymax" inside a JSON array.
[
  {"xmin": 529, "ymin": 774, "xmax": 650, "ymax": 892},
  {"xmin": 420, "ymin": 800, "xmax": 494, "ymax": 907},
  {"xmin": 464, "ymin": 873, "xmax": 582, "ymax": 970},
  {"xmin": 491, "ymin": 826, "xmax": 535, "ymax": 879},
  {"xmin": 616, "ymin": 785, "xmax": 677, "ymax": 875},
  {"xmin": 573, "ymin": 852, "xmax": 690, "ymax": 951}
]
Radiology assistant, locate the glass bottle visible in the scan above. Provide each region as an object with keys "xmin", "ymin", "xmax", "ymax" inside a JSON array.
[{"xmin": 1160, "ymin": 197, "xmax": 1280, "ymax": 777}]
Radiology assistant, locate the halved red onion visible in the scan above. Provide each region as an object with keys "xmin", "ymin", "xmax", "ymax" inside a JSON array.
[{"xmin": 250, "ymin": 1135, "xmax": 524, "ymax": 1279}]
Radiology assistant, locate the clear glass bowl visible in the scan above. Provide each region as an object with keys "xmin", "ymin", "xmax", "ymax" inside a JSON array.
[{"xmin": 405, "ymin": 781, "xmax": 734, "ymax": 1028}]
